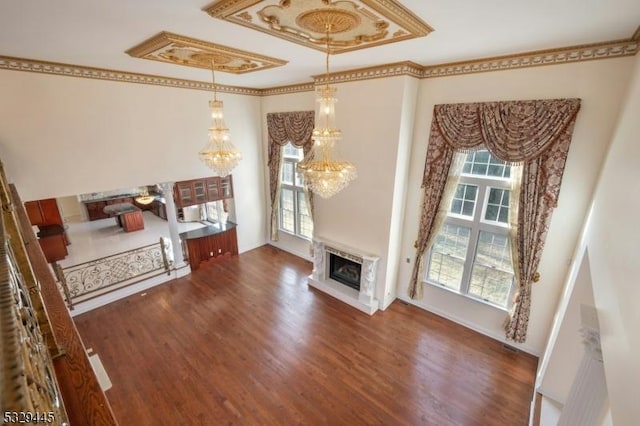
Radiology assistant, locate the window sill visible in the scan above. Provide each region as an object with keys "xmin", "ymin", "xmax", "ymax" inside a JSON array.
[
  {"xmin": 278, "ymin": 228, "xmax": 312, "ymax": 242},
  {"xmin": 423, "ymin": 280, "xmax": 510, "ymax": 313}
]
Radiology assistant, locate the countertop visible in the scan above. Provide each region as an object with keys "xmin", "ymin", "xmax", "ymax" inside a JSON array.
[
  {"xmin": 103, "ymin": 202, "xmax": 140, "ymax": 215},
  {"xmin": 179, "ymin": 221, "xmax": 236, "ymax": 239},
  {"xmin": 83, "ymin": 194, "xmax": 164, "ymax": 204}
]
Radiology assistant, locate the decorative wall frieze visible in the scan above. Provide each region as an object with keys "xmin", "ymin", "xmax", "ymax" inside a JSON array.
[
  {"xmin": 260, "ymin": 82, "xmax": 315, "ymax": 96},
  {"xmin": 1, "ymin": 28, "xmax": 638, "ymax": 96},
  {"xmin": 312, "ymin": 61, "xmax": 422, "ymax": 85},
  {"xmin": 0, "ymin": 56, "xmax": 262, "ymax": 96},
  {"xmin": 421, "ymin": 36, "xmax": 639, "ymax": 79}
]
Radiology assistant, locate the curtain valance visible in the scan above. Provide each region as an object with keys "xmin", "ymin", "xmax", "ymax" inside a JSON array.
[
  {"xmin": 266, "ymin": 111, "xmax": 314, "ymax": 148},
  {"xmin": 425, "ymin": 99, "xmax": 580, "ymax": 206}
]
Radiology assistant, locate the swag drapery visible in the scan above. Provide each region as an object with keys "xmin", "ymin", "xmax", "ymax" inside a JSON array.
[
  {"xmin": 266, "ymin": 111, "xmax": 314, "ymax": 241},
  {"xmin": 409, "ymin": 99, "xmax": 581, "ymax": 343}
]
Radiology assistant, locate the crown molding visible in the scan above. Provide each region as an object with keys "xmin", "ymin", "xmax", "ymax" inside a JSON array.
[
  {"xmin": 260, "ymin": 82, "xmax": 315, "ymax": 96},
  {"xmin": 312, "ymin": 61, "xmax": 423, "ymax": 85},
  {"xmin": 1, "ymin": 27, "xmax": 638, "ymax": 95},
  {"xmin": 421, "ymin": 34, "xmax": 639, "ymax": 79},
  {"xmin": 0, "ymin": 56, "xmax": 262, "ymax": 96}
]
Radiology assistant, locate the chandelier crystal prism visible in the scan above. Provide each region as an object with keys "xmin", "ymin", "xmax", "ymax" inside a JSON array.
[
  {"xmin": 198, "ymin": 59, "xmax": 242, "ymax": 176},
  {"xmin": 298, "ymin": 18, "xmax": 356, "ymax": 199}
]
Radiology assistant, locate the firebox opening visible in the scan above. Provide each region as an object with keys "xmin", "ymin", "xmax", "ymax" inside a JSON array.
[{"xmin": 329, "ymin": 254, "xmax": 361, "ymax": 291}]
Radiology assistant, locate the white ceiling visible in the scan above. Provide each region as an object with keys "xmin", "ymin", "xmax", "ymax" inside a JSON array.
[{"xmin": 1, "ymin": 0, "xmax": 638, "ymax": 89}]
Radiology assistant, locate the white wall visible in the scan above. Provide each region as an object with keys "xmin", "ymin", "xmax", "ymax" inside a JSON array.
[
  {"xmin": 396, "ymin": 57, "xmax": 636, "ymax": 355},
  {"xmin": 581, "ymin": 51, "xmax": 640, "ymax": 425},
  {"xmin": 261, "ymin": 77, "xmax": 419, "ymax": 308},
  {"xmin": 311, "ymin": 76, "xmax": 417, "ymax": 307},
  {"xmin": 0, "ymin": 70, "xmax": 266, "ymax": 253}
]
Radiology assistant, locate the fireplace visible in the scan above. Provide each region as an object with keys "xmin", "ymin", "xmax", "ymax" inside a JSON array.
[
  {"xmin": 329, "ymin": 254, "xmax": 361, "ymax": 290},
  {"xmin": 307, "ymin": 238, "xmax": 380, "ymax": 315}
]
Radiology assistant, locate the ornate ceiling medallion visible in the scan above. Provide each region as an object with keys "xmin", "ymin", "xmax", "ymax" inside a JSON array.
[
  {"xmin": 126, "ymin": 31, "xmax": 287, "ymax": 73},
  {"xmin": 203, "ymin": 0, "xmax": 434, "ymax": 54}
]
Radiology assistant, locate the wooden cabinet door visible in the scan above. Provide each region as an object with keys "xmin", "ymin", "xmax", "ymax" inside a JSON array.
[
  {"xmin": 86, "ymin": 201, "xmax": 108, "ymax": 221},
  {"xmin": 122, "ymin": 211, "xmax": 144, "ymax": 232},
  {"xmin": 193, "ymin": 181, "xmax": 207, "ymax": 204},
  {"xmin": 205, "ymin": 177, "xmax": 220, "ymax": 201},
  {"xmin": 25, "ymin": 201, "xmax": 45, "ymax": 225},
  {"xmin": 220, "ymin": 176, "xmax": 234, "ymax": 199},
  {"xmin": 175, "ymin": 182, "xmax": 194, "ymax": 207},
  {"xmin": 25, "ymin": 199, "xmax": 63, "ymax": 226}
]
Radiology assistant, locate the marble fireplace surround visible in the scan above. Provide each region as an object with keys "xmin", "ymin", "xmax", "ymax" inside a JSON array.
[{"xmin": 308, "ymin": 237, "xmax": 380, "ymax": 315}]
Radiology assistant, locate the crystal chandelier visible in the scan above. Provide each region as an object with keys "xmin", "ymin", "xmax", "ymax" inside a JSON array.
[
  {"xmin": 198, "ymin": 59, "xmax": 242, "ymax": 176},
  {"xmin": 298, "ymin": 23, "xmax": 356, "ymax": 199}
]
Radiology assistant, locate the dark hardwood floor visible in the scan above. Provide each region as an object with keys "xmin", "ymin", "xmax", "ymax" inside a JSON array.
[{"xmin": 74, "ymin": 245, "xmax": 537, "ymax": 425}]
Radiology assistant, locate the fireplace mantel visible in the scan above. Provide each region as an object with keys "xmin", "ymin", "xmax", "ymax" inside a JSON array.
[{"xmin": 308, "ymin": 237, "xmax": 380, "ymax": 315}]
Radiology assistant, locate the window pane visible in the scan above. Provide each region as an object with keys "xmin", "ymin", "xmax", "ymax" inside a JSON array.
[
  {"xmin": 295, "ymin": 168, "xmax": 304, "ymax": 187},
  {"xmin": 427, "ymin": 224, "xmax": 471, "ymax": 290},
  {"xmin": 474, "ymin": 231, "xmax": 513, "ymax": 274},
  {"xmin": 485, "ymin": 205, "xmax": 499, "ymax": 221},
  {"xmin": 450, "ymin": 184, "xmax": 477, "ymax": 217},
  {"xmin": 484, "ymin": 188, "xmax": 510, "ymax": 224},
  {"xmin": 280, "ymin": 189, "xmax": 295, "ymax": 233},
  {"xmin": 475, "ymin": 151, "xmax": 490, "ymax": 163},
  {"xmin": 427, "ymin": 253, "xmax": 465, "ymax": 291},
  {"xmin": 433, "ymin": 224, "xmax": 471, "ymax": 259},
  {"xmin": 297, "ymin": 192, "xmax": 313, "ymax": 239},
  {"xmin": 464, "ymin": 149, "xmax": 511, "ymax": 178},
  {"xmin": 469, "ymin": 265, "xmax": 513, "ymax": 307},
  {"xmin": 283, "ymin": 142, "xmax": 302, "ymax": 159},
  {"xmin": 470, "ymin": 231, "xmax": 514, "ymax": 307},
  {"xmin": 281, "ymin": 161, "xmax": 294, "ymax": 185}
]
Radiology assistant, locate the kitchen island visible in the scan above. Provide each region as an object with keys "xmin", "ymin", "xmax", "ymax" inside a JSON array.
[
  {"xmin": 179, "ymin": 222, "xmax": 238, "ymax": 270},
  {"xmin": 103, "ymin": 202, "xmax": 144, "ymax": 232}
]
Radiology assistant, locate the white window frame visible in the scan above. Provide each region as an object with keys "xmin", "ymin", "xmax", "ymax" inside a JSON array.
[
  {"xmin": 425, "ymin": 152, "xmax": 516, "ymax": 310},
  {"xmin": 279, "ymin": 142, "xmax": 313, "ymax": 240}
]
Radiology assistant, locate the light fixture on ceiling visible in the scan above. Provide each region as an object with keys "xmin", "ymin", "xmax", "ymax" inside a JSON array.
[
  {"xmin": 297, "ymin": 21, "xmax": 357, "ymax": 199},
  {"xmin": 198, "ymin": 58, "xmax": 242, "ymax": 176}
]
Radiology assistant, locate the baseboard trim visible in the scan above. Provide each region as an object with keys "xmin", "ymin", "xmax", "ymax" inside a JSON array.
[{"xmin": 396, "ymin": 295, "xmax": 541, "ymax": 357}]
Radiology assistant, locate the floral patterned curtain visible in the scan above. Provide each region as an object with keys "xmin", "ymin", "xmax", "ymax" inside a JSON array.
[
  {"xmin": 266, "ymin": 111, "xmax": 314, "ymax": 241},
  {"xmin": 409, "ymin": 99, "xmax": 581, "ymax": 343}
]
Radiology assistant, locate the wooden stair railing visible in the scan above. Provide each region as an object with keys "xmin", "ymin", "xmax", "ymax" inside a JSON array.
[{"xmin": 0, "ymin": 159, "xmax": 117, "ymax": 425}]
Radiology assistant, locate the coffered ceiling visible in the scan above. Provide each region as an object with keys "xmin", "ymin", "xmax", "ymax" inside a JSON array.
[{"xmin": 0, "ymin": 0, "xmax": 638, "ymax": 89}]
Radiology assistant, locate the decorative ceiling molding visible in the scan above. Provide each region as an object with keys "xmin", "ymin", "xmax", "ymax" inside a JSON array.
[
  {"xmin": 260, "ymin": 82, "xmax": 316, "ymax": 96},
  {"xmin": 0, "ymin": 56, "xmax": 262, "ymax": 96},
  {"xmin": 203, "ymin": 0, "xmax": 433, "ymax": 54},
  {"xmin": 421, "ymin": 35, "xmax": 639, "ymax": 79},
  {"xmin": 1, "ymin": 28, "xmax": 638, "ymax": 95},
  {"xmin": 312, "ymin": 61, "xmax": 422, "ymax": 84},
  {"xmin": 126, "ymin": 31, "xmax": 287, "ymax": 73}
]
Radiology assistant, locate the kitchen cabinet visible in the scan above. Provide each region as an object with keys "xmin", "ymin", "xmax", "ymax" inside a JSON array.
[
  {"xmin": 85, "ymin": 197, "xmax": 134, "ymax": 221},
  {"xmin": 174, "ymin": 175, "xmax": 234, "ymax": 208},
  {"xmin": 220, "ymin": 176, "xmax": 233, "ymax": 198},
  {"xmin": 25, "ymin": 198, "xmax": 63, "ymax": 226},
  {"xmin": 205, "ymin": 177, "xmax": 220, "ymax": 200},
  {"xmin": 150, "ymin": 199, "xmax": 167, "ymax": 220},
  {"xmin": 36, "ymin": 225, "xmax": 68, "ymax": 263},
  {"xmin": 85, "ymin": 201, "xmax": 108, "ymax": 221}
]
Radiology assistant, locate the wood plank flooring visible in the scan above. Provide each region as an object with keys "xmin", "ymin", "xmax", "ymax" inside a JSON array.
[{"xmin": 74, "ymin": 245, "xmax": 537, "ymax": 425}]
